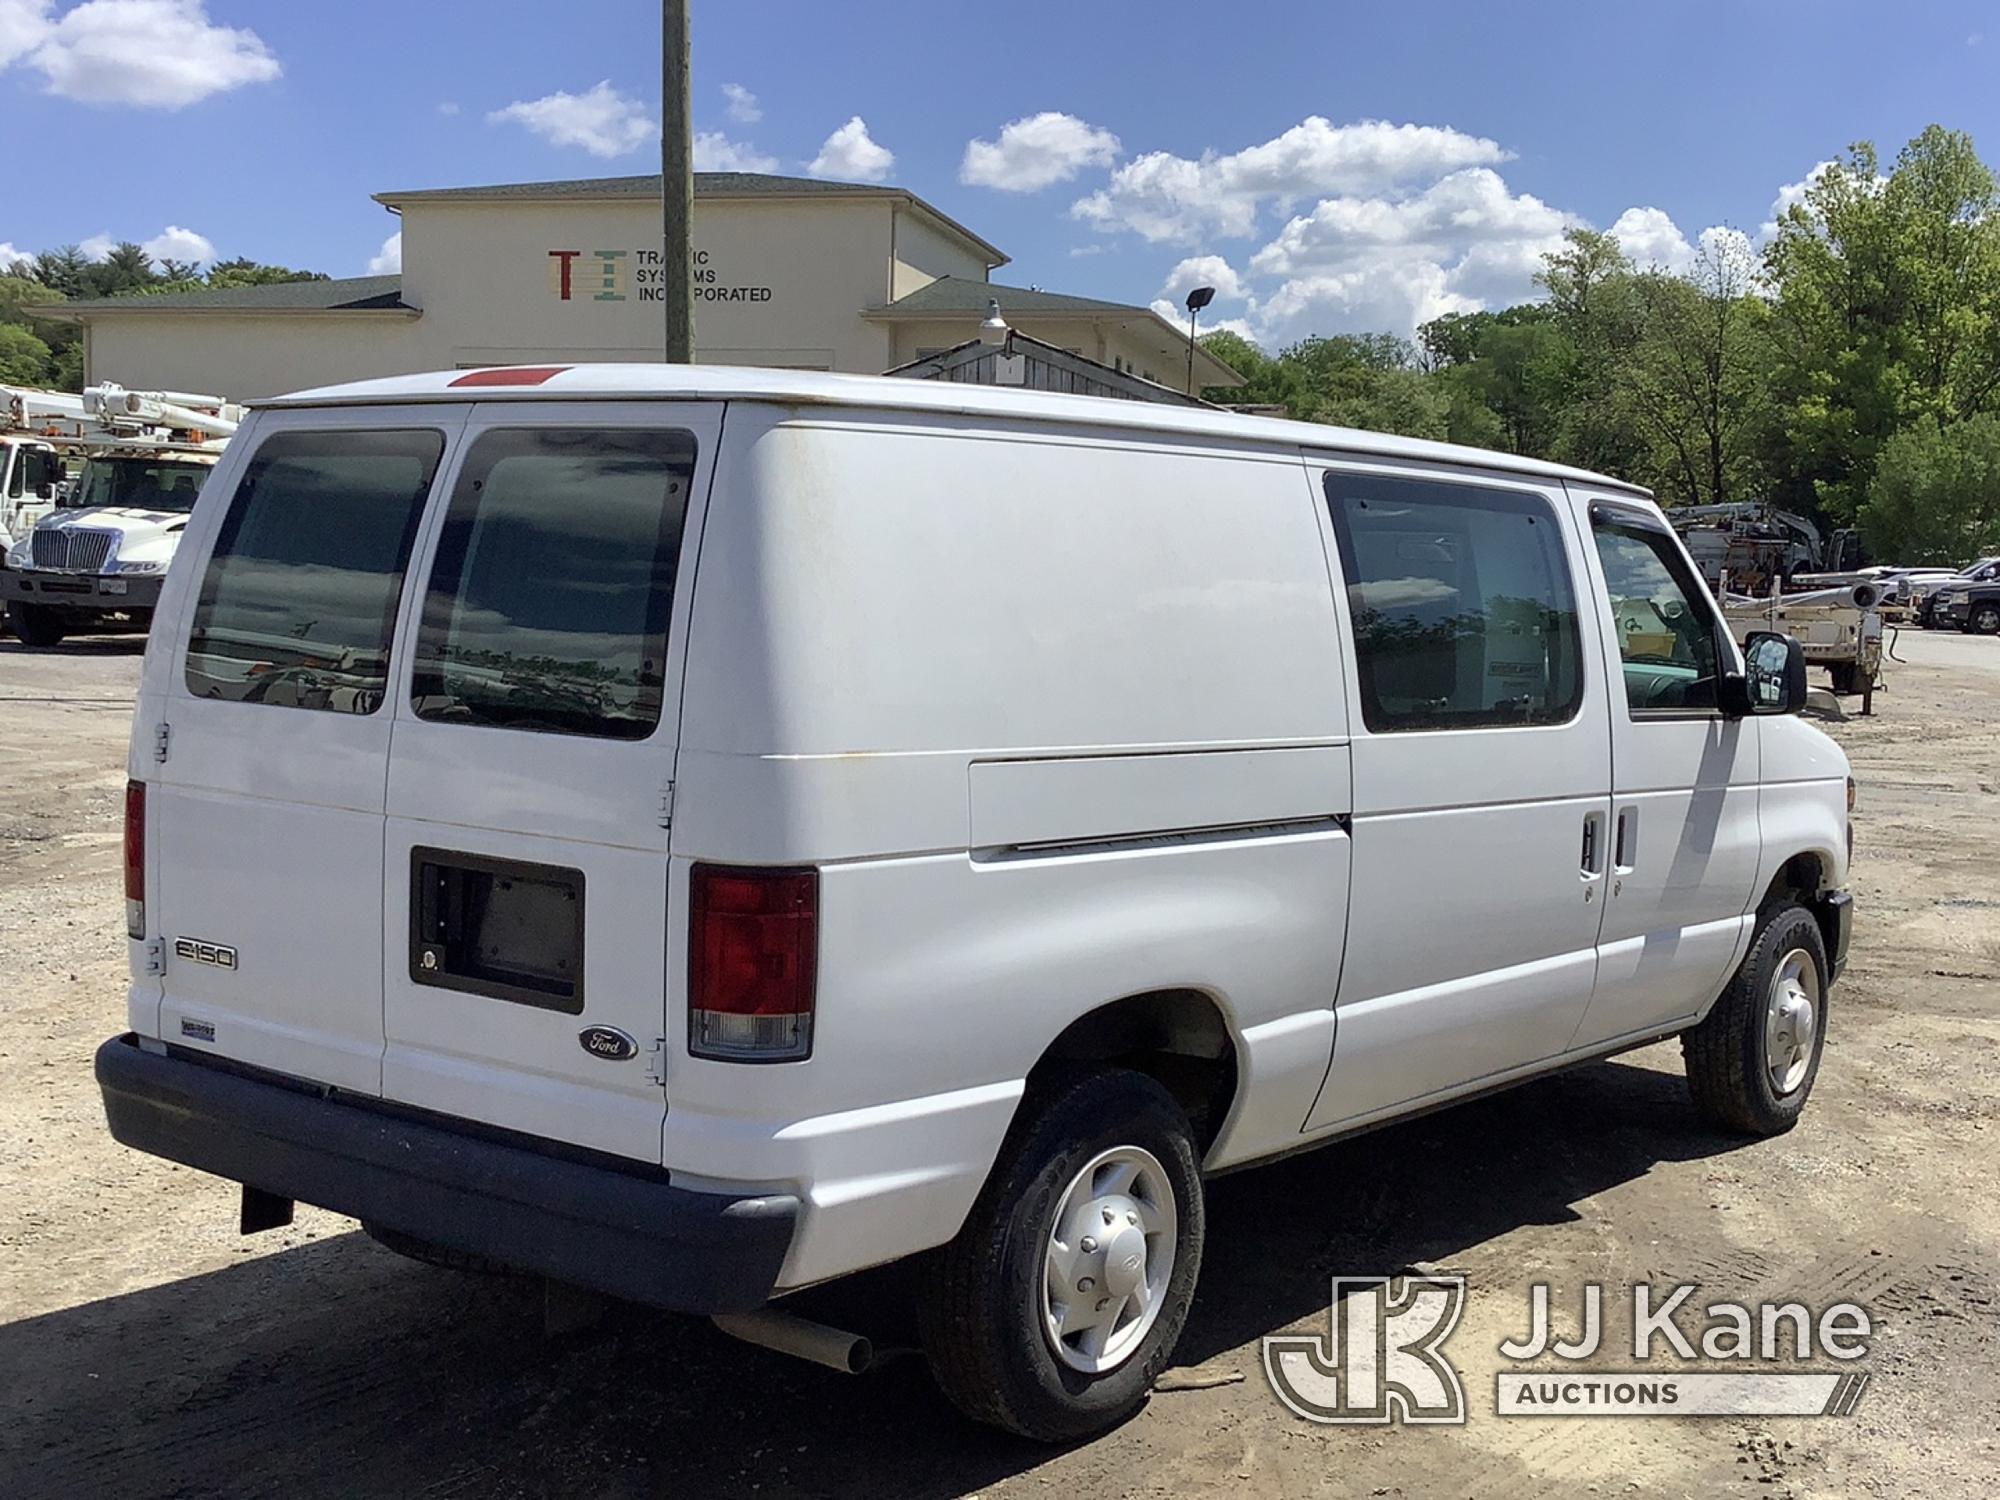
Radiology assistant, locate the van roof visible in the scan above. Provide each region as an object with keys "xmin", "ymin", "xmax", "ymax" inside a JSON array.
[{"xmin": 259, "ymin": 365, "xmax": 1651, "ymax": 497}]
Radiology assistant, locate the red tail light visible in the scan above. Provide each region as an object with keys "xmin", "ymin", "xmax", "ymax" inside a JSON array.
[
  {"xmin": 124, "ymin": 780, "xmax": 146, "ymax": 939},
  {"xmin": 688, "ymin": 864, "xmax": 817, "ymax": 1062}
]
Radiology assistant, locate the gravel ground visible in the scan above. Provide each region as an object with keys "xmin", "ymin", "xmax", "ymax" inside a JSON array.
[{"xmin": 0, "ymin": 627, "xmax": 1995, "ymax": 1499}]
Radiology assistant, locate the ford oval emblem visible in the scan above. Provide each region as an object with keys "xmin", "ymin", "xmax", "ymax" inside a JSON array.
[{"xmin": 578, "ymin": 1025, "xmax": 638, "ymax": 1062}]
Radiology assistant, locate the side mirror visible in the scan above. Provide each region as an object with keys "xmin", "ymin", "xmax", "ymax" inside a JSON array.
[
  {"xmin": 1722, "ymin": 630, "xmax": 1808, "ymax": 716},
  {"xmin": 25, "ymin": 449, "xmax": 62, "ymax": 499}
]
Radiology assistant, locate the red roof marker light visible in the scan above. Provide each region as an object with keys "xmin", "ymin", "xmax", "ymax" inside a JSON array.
[{"xmin": 448, "ymin": 366, "xmax": 572, "ymax": 388}]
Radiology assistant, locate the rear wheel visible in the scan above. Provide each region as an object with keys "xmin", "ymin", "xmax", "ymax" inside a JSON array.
[
  {"xmin": 1826, "ymin": 663, "xmax": 1859, "ymax": 695},
  {"xmin": 5, "ymin": 603, "xmax": 65, "ymax": 648},
  {"xmin": 918, "ymin": 1068, "xmax": 1204, "ymax": 1442},
  {"xmin": 1682, "ymin": 901, "xmax": 1829, "ymax": 1135},
  {"xmin": 1971, "ymin": 603, "xmax": 2000, "ymax": 636}
]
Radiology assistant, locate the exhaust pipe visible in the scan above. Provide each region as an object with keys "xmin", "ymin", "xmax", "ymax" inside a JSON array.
[{"xmin": 713, "ymin": 1308, "xmax": 875, "ymax": 1374}]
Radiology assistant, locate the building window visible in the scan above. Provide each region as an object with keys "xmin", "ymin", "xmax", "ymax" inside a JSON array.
[
  {"xmin": 410, "ymin": 427, "xmax": 697, "ymax": 741},
  {"xmin": 1324, "ymin": 471, "xmax": 1584, "ymax": 733}
]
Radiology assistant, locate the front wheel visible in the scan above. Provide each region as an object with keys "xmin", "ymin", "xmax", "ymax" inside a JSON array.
[
  {"xmin": 918, "ymin": 1068, "xmax": 1204, "ymax": 1442},
  {"xmin": 5, "ymin": 603, "xmax": 65, "ymax": 648},
  {"xmin": 1682, "ymin": 901, "xmax": 1829, "ymax": 1135},
  {"xmin": 1970, "ymin": 603, "xmax": 2000, "ymax": 636}
]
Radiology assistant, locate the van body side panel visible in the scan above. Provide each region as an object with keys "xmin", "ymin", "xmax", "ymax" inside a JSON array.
[
  {"xmin": 149, "ymin": 406, "xmax": 472, "ymax": 1093},
  {"xmin": 1305, "ymin": 460, "xmax": 1615, "ymax": 1133},
  {"xmin": 666, "ymin": 410, "xmax": 1351, "ymax": 1285}
]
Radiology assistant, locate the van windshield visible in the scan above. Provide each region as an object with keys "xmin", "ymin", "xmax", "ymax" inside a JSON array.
[{"xmin": 76, "ymin": 456, "xmax": 211, "ymax": 513}]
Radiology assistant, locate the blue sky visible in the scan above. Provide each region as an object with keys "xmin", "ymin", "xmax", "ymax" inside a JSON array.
[{"xmin": 2, "ymin": 0, "xmax": 1995, "ymax": 344}]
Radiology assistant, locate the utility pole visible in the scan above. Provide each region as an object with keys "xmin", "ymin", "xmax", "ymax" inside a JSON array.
[{"xmin": 661, "ymin": 0, "xmax": 694, "ymax": 362}]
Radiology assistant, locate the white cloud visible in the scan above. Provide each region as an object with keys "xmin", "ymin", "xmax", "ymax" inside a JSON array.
[
  {"xmin": 141, "ymin": 223, "xmax": 213, "ymax": 266},
  {"xmin": 1072, "ymin": 117, "xmax": 1510, "ymax": 243},
  {"xmin": 436, "ymin": 100, "xmax": 459, "ymax": 116},
  {"xmin": 721, "ymin": 82, "xmax": 760, "ymax": 124},
  {"xmin": 0, "ymin": 0, "xmax": 48, "ymax": 69},
  {"xmin": 78, "ymin": 232, "xmax": 115, "ymax": 261},
  {"xmin": 367, "ymin": 230, "xmax": 401, "ymax": 275},
  {"xmin": 1067, "ymin": 243, "xmax": 1110, "ymax": 258},
  {"xmin": 1759, "ymin": 160, "xmax": 1837, "ymax": 240},
  {"xmin": 1608, "ymin": 205, "xmax": 1696, "ymax": 272},
  {"xmin": 1232, "ymin": 167, "xmax": 1576, "ymax": 337},
  {"xmin": 808, "ymin": 115, "xmax": 894, "ymax": 182},
  {"xmin": 1158, "ymin": 254, "xmax": 1247, "ymax": 303},
  {"xmin": 2, "ymin": 0, "xmax": 279, "ymax": 109},
  {"xmin": 960, "ymin": 111, "xmax": 1121, "ymax": 192},
  {"xmin": 0, "ymin": 241, "xmax": 30, "ymax": 270},
  {"xmin": 1148, "ymin": 299, "xmax": 1258, "ymax": 346},
  {"xmin": 488, "ymin": 80, "xmax": 654, "ymax": 159},
  {"xmin": 693, "ymin": 130, "xmax": 776, "ymax": 173}
]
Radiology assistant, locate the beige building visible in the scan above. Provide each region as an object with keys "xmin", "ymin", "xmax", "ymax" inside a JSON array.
[{"xmin": 50, "ymin": 173, "xmax": 1242, "ymax": 399}]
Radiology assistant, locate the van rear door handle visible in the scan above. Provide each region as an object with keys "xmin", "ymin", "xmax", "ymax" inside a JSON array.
[{"xmin": 1613, "ymin": 808, "xmax": 1638, "ymax": 873}]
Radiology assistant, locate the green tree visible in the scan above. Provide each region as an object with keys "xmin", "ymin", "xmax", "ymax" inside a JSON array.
[
  {"xmin": 1765, "ymin": 127, "xmax": 2000, "ymax": 521},
  {"xmin": 1860, "ymin": 412, "xmax": 2000, "ymax": 561},
  {"xmin": 203, "ymin": 257, "xmax": 327, "ymax": 288},
  {"xmin": 0, "ymin": 322, "xmax": 55, "ymax": 384},
  {"xmin": 1619, "ymin": 237, "xmax": 1776, "ymax": 506}
]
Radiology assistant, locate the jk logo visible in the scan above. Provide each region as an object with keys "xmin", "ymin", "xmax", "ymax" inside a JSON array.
[{"xmin": 1263, "ymin": 1275, "xmax": 1468, "ymax": 1424}]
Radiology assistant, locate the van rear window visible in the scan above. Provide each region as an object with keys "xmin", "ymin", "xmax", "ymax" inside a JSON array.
[
  {"xmin": 185, "ymin": 429, "xmax": 445, "ymax": 714},
  {"xmin": 409, "ymin": 427, "xmax": 696, "ymax": 741}
]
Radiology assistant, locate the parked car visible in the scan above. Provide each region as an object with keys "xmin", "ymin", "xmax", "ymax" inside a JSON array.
[
  {"xmin": 95, "ymin": 367, "xmax": 1853, "ymax": 1442},
  {"xmin": 1934, "ymin": 574, "xmax": 2000, "ymax": 634},
  {"xmin": 1912, "ymin": 557, "xmax": 2000, "ymax": 627}
]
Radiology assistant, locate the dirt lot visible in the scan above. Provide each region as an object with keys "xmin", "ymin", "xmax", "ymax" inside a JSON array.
[{"xmin": 1, "ymin": 627, "xmax": 1996, "ymax": 1499}]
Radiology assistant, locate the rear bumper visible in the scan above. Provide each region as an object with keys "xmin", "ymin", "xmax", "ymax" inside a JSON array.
[{"xmin": 96, "ymin": 1034, "xmax": 797, "ymax": 1313}]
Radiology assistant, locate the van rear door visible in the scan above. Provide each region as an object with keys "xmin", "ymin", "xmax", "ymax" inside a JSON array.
[
  {"xmin": 151, "ymin": 406, "xmax": 469, "ymax": 1090},
  {"xmin": 380, "ymin": 402, "xmax": 718, "ymax": 1162}
]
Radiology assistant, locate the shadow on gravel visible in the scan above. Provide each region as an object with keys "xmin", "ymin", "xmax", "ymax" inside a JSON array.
[
  {"xmin": 0, "ymin": 635, "xmax": 148, "ymax": 658},
  {"xmin": 0, "ymin": 1057, "xmax": 1751, "ymax": 1499}
]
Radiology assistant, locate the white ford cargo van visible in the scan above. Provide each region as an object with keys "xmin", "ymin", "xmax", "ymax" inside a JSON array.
[{"xmin": 98, "ymin": 366, "xmax": 1853, "ymax": 1441}]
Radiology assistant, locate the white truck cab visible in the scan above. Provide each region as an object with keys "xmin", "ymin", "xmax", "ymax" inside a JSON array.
[
  {"xmin": 0, "ymin": 434, "xmax": 65, "ymax": 552},
  {"xmin": 97, "ymin": 366, "xmax": 1853, "ymax": 1441}
]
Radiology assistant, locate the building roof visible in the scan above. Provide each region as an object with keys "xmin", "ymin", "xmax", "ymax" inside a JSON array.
[
  {"xmin": 42, "ymin": 275, "xmax": 413, "ymax": 317},
  {"xmin": 867, "ymin": 277, "xmax": 1244, "ymax": 388},
  {"xmin": 373, "ymin": 172, "xmax": 1008, "ymax": 268},
  {"xmin": 257, "ymin": 362, "xmax": 1651, "ymax": 498},
  {"xmin": 868, "ymin": 276, "xmax": 1145, "ymax": 318},
  {"xmin": 883, "ymin": 329, "xmax": 1217, "ymax": 407}
]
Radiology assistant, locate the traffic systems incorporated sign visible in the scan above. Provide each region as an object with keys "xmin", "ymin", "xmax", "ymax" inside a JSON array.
[{"xmin": 547, "ymin": 248, "xmax": 772, "ymax": 304}]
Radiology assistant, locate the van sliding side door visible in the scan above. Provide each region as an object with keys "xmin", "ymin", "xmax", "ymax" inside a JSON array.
[{"xmin": 1305, "ymin": 463, "xmax": 1616, "ymax": 1133}]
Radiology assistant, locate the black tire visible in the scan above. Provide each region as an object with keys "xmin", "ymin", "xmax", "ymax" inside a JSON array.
[
  {"xmin": 1682, "ymin": 901, "xmax": 1829, "ymax": 1135},
  {"xmin": 918, "ymin": 1068, "xmax": 1205, "ymax": 1442},
  {"xmin": 362, "ymin": 1221, "xmax": 519, "ymax": 1276},
  {"xmin": 6, "ymin": 603, "xmax": 65, "ymax": 648},
  {"xmin": 1826, "ymin": 663, "xmax": 1859, "ymax": 696},
  {"xmin": 1971, "ymin": 604, "xmax": 2000, "ymax": 636}
]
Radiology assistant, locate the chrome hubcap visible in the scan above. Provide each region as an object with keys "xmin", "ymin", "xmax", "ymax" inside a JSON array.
[
  {"xmin": 1765, "ymin": 947, "xmax": 1820, "ymax": 1095},
  {"xmin": 1040, "ymin": 1145, "xmax": 1176, "ymax": 1374}
]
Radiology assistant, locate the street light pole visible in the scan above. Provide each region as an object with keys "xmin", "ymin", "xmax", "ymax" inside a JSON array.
[
  {"xmin": 1183, "ymin": 285, "xmax": 1215, "ymax": 397},
  {"xmin": 661, "ymin": 0, "xmax": 694, "ymax": 362}
]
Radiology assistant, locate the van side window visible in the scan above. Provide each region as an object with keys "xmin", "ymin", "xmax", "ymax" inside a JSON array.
[
  {"xmin": 185, "ymin": 429, "xmax": 445, "ymax": 714},
  {"xmin": 410, "ymin": 427, "xmax": 695, "ymax": 741},
  {"xmin": 1590, "ymin": 517, "xmax": 1722, "ymax": 715},
  {"xmin": 1324, "ymin": 473, "xmax": 1584, "ymax": 732}
]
